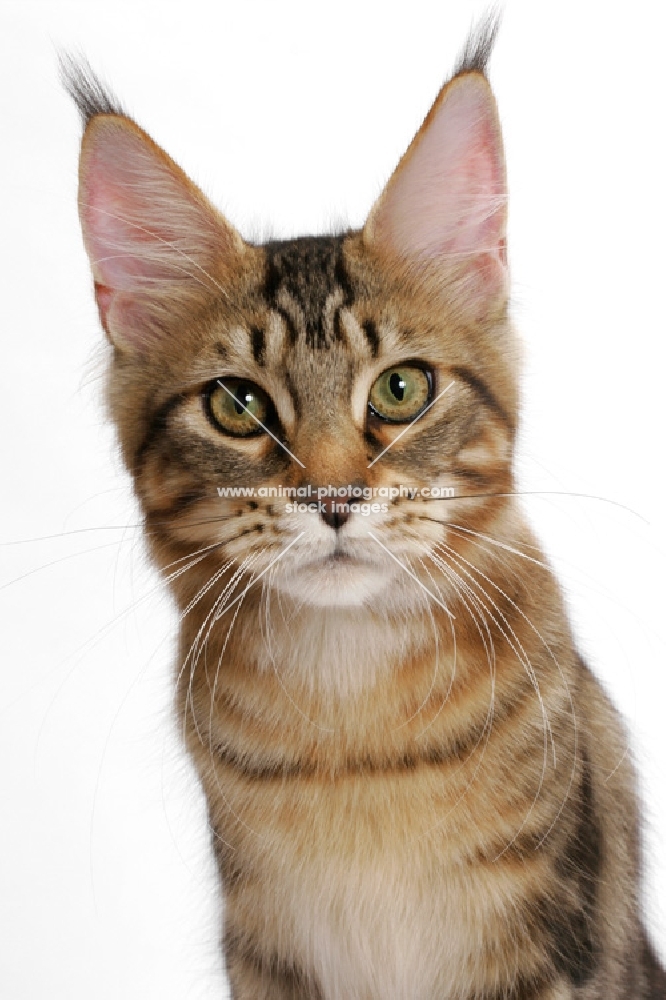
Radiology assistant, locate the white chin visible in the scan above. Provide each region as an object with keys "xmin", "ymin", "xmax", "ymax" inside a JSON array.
[{"xmin": 275, "ymin": 558, "xmax": 390, "ymax": 607}]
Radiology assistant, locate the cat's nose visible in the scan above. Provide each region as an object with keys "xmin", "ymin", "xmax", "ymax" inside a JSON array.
[{"xmin": 320, "ymin": 496, "xmax": 351, "ymax": 531}]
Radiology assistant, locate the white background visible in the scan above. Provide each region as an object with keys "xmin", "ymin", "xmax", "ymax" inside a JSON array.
[{"xmin": 1, "ymin": 1, "xmax": 665, "ymax": 997}]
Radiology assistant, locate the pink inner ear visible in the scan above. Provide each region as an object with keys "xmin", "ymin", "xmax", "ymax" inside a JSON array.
[
  {"xmin": 370, "ymin": 74, "xmax": 507, "ymax": 264},
  {"xmin": 78, "ymin": 116, "xmax": 233, "ymax": 350},
  {"xmin": 85, "ymin": 170, "xmax": 156, "ymax": 290},
  {"xmin": 81, "ymin": 126, "xmax": 201, "ymax": 293}
]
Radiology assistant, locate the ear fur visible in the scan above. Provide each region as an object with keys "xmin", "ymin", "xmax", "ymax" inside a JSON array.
[
  {"xmin": 363, "ymin": 20, "xmax": 507, "ymax": 307},
  {"xmin": 63, "ymin": 59, "xmax": 245, "ymax": 353}
]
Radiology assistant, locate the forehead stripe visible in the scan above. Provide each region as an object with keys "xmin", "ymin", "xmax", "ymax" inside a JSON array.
[
  {"xmin": 250, "ymin": 326, "xmax": 266, "ymax": 366},
  {"xmin": 262, "ymin": 235, "xmax": 355, "ymax": 349},
  {"xmin": 361, "ymin": 319, "xmax": 380, "ymax": 358}
]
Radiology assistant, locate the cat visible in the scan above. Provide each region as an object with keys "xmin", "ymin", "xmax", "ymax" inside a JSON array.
[{"xmin": 63, "ymin": 17, "xmax": 666, "ymax": 1000}]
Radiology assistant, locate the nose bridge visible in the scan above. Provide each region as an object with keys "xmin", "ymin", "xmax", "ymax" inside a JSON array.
[
  {"xmin": 293, "ymin": 420, "xmax": 366, "ymax": 489},
  {"xmin": 286, "ymin": 342, "xmax": 366, "ymax": 488}
]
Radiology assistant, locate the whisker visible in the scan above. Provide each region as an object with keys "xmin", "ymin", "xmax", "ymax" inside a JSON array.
[
  {"xmin": 431, "ymin": 543, "xmax": 557, "ymax": 858},
  {"xmin": 0, "ymin": 516, "xmax": 235, "ymax": 595},
  {"xmin": 81, "ymin": 539, "xmax": 238, "ymax": 910},
  {"xmin": 446, "ymin": 522, "xmax": 548, "ymax": 569},
  {"xmin": 19, "ymin": 540, "xmax": 226, "ymax": 738},
  {"xmin": 367, "ymin": 531, "xmax": 454, "ymax": 619},
  {"xmin": 0, "ymin": 524, "xmax": 144, "ymax": 546},
  {"xmin": 436, "ymin": 540, "xmax": 579, "ymax": 856},
  {"xmin": 179, "ymin": 554, "xmax": 259, "ymax": 747},
  {"xmin": 426, "ymin": 553, "xmax": 497, "ymax": 735},
  {"xmin": 200, "ymin": 556, "xmax": 289, "ymax": 845},
  {"xmin": 0, "ymin": 537, "xmax": 136, "ymax": 593},
  {"xmin": 212, "ymin": 533, "xmax": 305, "ymax": 623},
  {"xmin": 389, "ymin": 556, "xmax": 443, "ymax": 731},
  {"xmin": 435, "ymin": 542, "xmax": 552, "ymax": 747},
  {"xmin": 412, "ymin": 555, "xmax": 500, "ymax": 841},
  {"xmin": 418, "ymin": 489, "xmax": 647, "ymax": 522},
  {"xmin": 409, "ymin": 558, "xmax": 457, "ymax": 739},
  {"xmin": 206, "ymin": 559, "xmax": 260, "ymax": 743}
]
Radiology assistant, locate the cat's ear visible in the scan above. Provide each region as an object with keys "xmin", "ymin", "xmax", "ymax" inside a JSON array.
[
  {"xmin": 77, "ymin": 112, "xmax": 245, "ymax": 353},
  {"xmin": 363, "ymin": 70, "xmax": 507, "ymax": 307}
]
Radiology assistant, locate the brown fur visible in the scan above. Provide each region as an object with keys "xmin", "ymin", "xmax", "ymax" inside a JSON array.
[{"xmin": 65, "ymin": 22, "xmax": 664, "ymax": 1000}]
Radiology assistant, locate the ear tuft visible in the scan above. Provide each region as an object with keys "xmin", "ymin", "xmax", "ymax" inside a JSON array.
[
  {"xmin": 60, "ymin": 53, "xmax": 127, "ymax": 128},
  {"xmin": 454, "ymin": 9, "xmax": 501, "ymax": 77}
]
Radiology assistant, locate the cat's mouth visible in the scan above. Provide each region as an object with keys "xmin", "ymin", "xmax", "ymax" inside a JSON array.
[
  {"xmin": 274, "ymin": 545, "xmax": 389, "ymax": 607},
  {"xmin": 327, "ymin": 550, "xmax": 361, "ymax": 564},
  {"xmin": 308, "ymin": 547, "xmax": 371, "ymax": 569}
]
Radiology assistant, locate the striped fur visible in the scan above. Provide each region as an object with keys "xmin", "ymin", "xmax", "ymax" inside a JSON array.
[{"xmin": 66, "ymin": 18, "xmax": 664, "ymax": 1000}]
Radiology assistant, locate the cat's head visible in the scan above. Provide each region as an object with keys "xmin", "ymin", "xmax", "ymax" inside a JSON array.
[{"xmin": 66, "ymin": 22, "xmax": 518, "ymax": 613}]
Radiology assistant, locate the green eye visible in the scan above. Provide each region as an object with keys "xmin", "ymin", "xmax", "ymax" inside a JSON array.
[
  {"xmin": 368, "ymin": 365, "xmax": 433, "ymax": 423},
  {"xmin": 206, "ymin": 379, "xmax": 272, "ymax": 437}
]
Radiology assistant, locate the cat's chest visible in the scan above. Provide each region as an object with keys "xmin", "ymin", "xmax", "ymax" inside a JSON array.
[
  {"xmin": 277, "ymin": 849, "xmax": 484, "ymax": 1000},
  {"xmin": 222, "ymin": 777, "xmax": 503, "ymax": 1000}
]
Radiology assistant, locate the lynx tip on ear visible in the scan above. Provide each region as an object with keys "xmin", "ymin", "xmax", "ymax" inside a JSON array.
[
  {"xmin": 453, "ymin": 8, "xmax": 502, "ymax": 79},
  {"xmin": 59, "ymin": 52, "xmax": 127, "ymax": 129}
]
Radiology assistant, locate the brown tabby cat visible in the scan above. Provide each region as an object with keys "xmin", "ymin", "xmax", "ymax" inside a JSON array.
[{"xmin": 64, "ymin": 19, "xmax": 665, "ymax": 1000}]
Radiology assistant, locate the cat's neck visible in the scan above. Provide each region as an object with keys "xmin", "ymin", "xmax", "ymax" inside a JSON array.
[{"xmin": 238, "ymin": 597, "xmax": 441, "ymax": 700}]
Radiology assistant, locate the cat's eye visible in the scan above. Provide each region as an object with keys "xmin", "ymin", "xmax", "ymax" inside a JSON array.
[
  {"xmin": 206, "ymin": 378, "xmax": 273, "ymax": 437},
  {"xmin": 368, "ymin": 364, "xmax": 433, "ymax": 423}
]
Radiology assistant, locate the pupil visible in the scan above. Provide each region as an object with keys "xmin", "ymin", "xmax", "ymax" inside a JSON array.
[
  {"xmin": 234, "ymin": 386, "xmax": 252, "ymax": 415},
  {"xmin": 389, "ymin": 372, "xmax": 406, "ymax": 401}
]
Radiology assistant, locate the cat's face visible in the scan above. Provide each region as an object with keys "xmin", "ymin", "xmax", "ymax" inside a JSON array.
[{"xmin": 71, "ymin": 51, "xmax": 518, "ymax": 612}]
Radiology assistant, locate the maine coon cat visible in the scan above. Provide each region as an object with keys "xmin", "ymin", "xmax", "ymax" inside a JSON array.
[{"xmin": 63, "ymin": 19, "xmax": 665, "ymax": 1000}]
